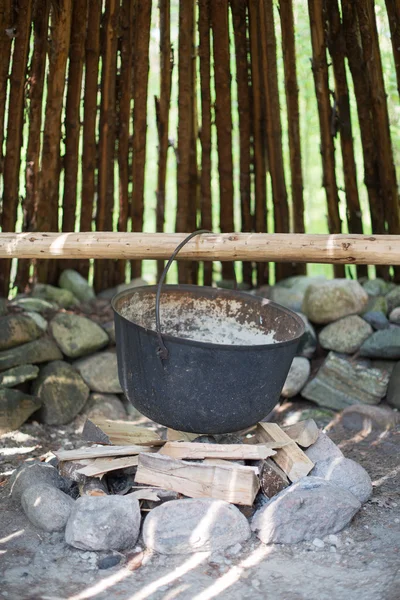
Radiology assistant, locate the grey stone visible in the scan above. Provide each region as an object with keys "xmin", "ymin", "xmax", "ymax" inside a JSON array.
[
  {"xmin": 9, "ymin": 462, "xmax": 69, "ymax": 503},
  {"xmin": 389, "ymin": 307, "xmax": 400, "ymax": 325},
  {"xmin": 282, "ymin": 357, "xmax": 310, "ymax": 398},
  {"xmin": 10, "ymin": 297, "xmax": 56, "ymax": 313},
  {"xmin": 363, "ymin": 311, "xmax": 389, "ymax": 331},
  {"xmin": 302, "ymin": 279, "xmax": 368, "ymax": 324},
  {"xmin": 0, "ymin": 388, "xmax": 42, "ymax": 434},
  {"xmin": 143, "ymin": 498, "xmax": 251, "ymax": 554},
  {"xmin": 0, "ymin": 314, "xmax": 43, "ymax": 350},
  {"xmin": 0, "ymin": 297, "xmax": 7, "ymax": 316},
  {"xmin": 65, "ymin": 495, "xmax": 141, "ymax": 551},
  {"xmin": 0, "ymin": 337, "xmax": 62, "ymax": 371},
  {"xmin": 98, "ymin": 555, "xmax": 121, "ymax": 570},
  {"xmin": 296, "ymin": 312, "xmax": 317, "ymax": 358},
  {"xmin": 73, "ymin": 352, "xmax": 122, "ymax": 393},
  {"xmin": 363, "ymin": 295, "xmax": 388, "ymax": 316},
  {"xmin": 270, "ymin": 287, "xmax": 305, "ymax": 313},
  {"xmin": 301, "ymin": 352, "xmax": 390, "ymax": 409},
  {"xmin": 21, "ymin": 484, "xmax": 74, "ymax": 532},
  {"xmin": 81, "ymin": 393, "xmax": 126, "ymax": 421},
  {"xmin": 275, "ymin": 275, "xmax": 326, "ymax": 292},
  {"xmin": 311, "ymin": 457, "xmax": 372, "ymax": 504},
  {"xmin": 97, "ymin": 277, "xmax": 148, "ymax": 300},
  {"xmin": 251, "ymin": 477, "xmax": 361, "ymax": 544},
  {"xmin": 312, "ymin": 538, "xmax": 325, "ymax": 548},
  {"xmin": 24, "ymin": 311, "xmax": 48, "ymax": 332},
  {"xmin": 33, "ymin": 360, "xmax": 89, "ymax": 425},
  {"xmin": 32, "ymin": 283, "xmax": 79, "ymax": 308},
  {"xmin": 102, "ymin": 321, "xmax": 115, "ymax": 344},
  {"xmin": 386, "ymin": 286, "xmax": 400, "ymax": 314},
  {"xmin": 59, "ymin": 269, "xmax": 95, "ymax": 303},
  {"xmin": 386, "ymin": 361, "xmax": 400, "ymax": 409},
  {"xmin": 370, "ymin": 359, "xmax": 396, "ymax": 376},
  {"xmin": 359, "ymin": 328, "xmax": 400, "ymax": 359},
  {"xmin": 0, "ymin": 364, "xmax": 39, "ymax": 388},
  {"xmin": 50, "ymin": 313, "xmax": 109, "ymax": 358},
  {"xmin": 340, "ymin": 404, "xmax": 399, "ymax": 432},
  {"xmin": 305, "ymin": 431, "xmax": 343, "ymax": 464},
  {"xmin": 319, "ymin": 316, "xmax": 372, "ymax": 354},
  {"xmin": 362, "ymin": 278, "xmax": 389, "ymax": 297}
]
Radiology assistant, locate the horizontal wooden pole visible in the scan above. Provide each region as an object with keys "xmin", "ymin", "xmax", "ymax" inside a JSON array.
[{"xmin": 0, "ymin": 232, "xmax": 399, "ymax": 264}]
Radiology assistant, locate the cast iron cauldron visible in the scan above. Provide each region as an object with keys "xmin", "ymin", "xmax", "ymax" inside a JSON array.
[{"xmin": 112, "ymin": 232, "xmax": 305, "ymax": 434}]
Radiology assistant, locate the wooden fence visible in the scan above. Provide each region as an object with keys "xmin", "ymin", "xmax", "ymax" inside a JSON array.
[{"xmin": 0, "ymin": 0, "xmax": 399, "ymax": 296}]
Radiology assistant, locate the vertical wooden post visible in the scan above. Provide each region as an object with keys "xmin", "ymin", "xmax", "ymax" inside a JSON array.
[
  {"xmin": 94, "ymin": 0, "xmax": 120, "ymax": 292},
  {"xmin": 325, "ymin": 0, "xmax": 367, "ymax": 278},
  {"xmin": 308, "ymin": 0, "xmax": 344, "ymax": 278},
  {"xmin": 0, "ymin": 0, "xmax": 32, "ymax": 296},
  {"xmin": 279, "ymin": 0, "xmax": 306, "ymax": 276},
  {"xmin": 15, "ymin": 0, "xmax": 50, "ymax": 292},
  {"xmin": 79, "ymin": 0, "xmax": 101, "ymax": 280},
  {"xmin": 231, "ymin": 0, "xmax": 253, "ymax": 286},
  {"xmin": 385, "ymin": 0, "xmax": 400, "ymax": 99},
  {"xmin": 36, "ymin": 0, "xmax": 72, "ymax": 285},
  {"xmin": 155, "ymin": 0, "xmax": 173, "ymax": 281},
  {"xmin": 0, "ymin": 0, "xmax": 12, "ymax": 179},
  {"xmin": 248, "ymin": 0, "xmax": 268, "ymax": 286},
  {"xmin": 210, "ymin": 0, "xmax": 235, "ymax": 281},
  {"xmin": 198, "ymin": 0, "xmax": 213, "ymax": 286},
  {"xmin": 116, "ymin": 0, "xmax": 135, "ymax": 285},
  {"xmin": 131, "ymin": 0, "xmax": 152, "ymax": 279}
]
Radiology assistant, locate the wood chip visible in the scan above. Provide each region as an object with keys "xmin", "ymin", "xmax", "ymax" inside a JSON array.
[
  {"xmin": 256, "ymin": 422, "xmax": 314, "ymax": 482},
  {"xmin": 135, "ymin": 452, "xmax": 260, "ymax": 506},
  {"xmin": 159, "ymin": 441, "xmax": 277, "ymax": 461},
  {"xmin": 55, "ymin": 445, "xmax": 158, "ymax": 462},
  {"xmin": 282, "ymin": 419, "xmax": 319, "ymax": 447},
  {"xmin": 90, "ymin": 418, "xmax": 164, "ymax": 446}
]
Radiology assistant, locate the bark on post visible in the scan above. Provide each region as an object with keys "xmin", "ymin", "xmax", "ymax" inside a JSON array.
[
  {"xmin": 385, "ymin": 0, "xmax": 400, "ymax": 98},
  {"xmin": 131, "ymin": 0, "xmax": 152, "ymax": 279},
  {"xmin": 307, "ymin": 0, "xmax": 344, "ymax": 278},
  {"xmin": 94, "ymin": 0, "xmax": 120, "ymax": 292},
  {"xmin": 325, "ymin": 0, "xmax": 367, "ymax": 278},
  {"xmin": 198, "ymin": 0, "xmax": 213, "ymax": 286},
  {"xmin": 79, "ymin": 0, "xmax": 101, "ymax": 280},
  {"xmin": 341, "ymin": 0, "xmax": 386, "ymax": 279},
  {"xmin": 248, "ymin": 0, "xmax": 268, "ymax": 286},
  {"xmin": 210, "ymin": 0, "xmax": 235, "ymax": 281},
  {"xmin": 231, "ymin": 0, "xmax": 253, "ymax": 286},
  {"xmin": 0, "ymin": 0, "xmax": 32, "ymax": 296},
  {"xmin": 36, "ymin": 0, "xmax": 72, "ymax": 285},
  {"xmin": 15, "ymin": 0, "xmax": 50, "ymax": 292},
  {"xmin": 155, "ymin": 0, "xmax": 173, "ymax": 281},
  {"xmin": 354, "ymin": 0, "xmax": 400, "ymax": 280},
  {"xmin": 279, "ymin": 0, "xmax": 306, "ymax": 276},
  {"xmin": 116, "ymin": 0, "xmax": 135, "ymax": 285},
  {"xmin": 188, "ymin": 30, "xmax": 199, "ymax": 285},
  {"xmin": 0, "ymin": 0, "xmax": 12, "ymax": 179},
  {"xmin": 176, "ymin": 0, "xmax": 195, "ymax": 283},
  {"xmin": 62, "ymin": 0, "xmax": 88, "ymax": 238}
]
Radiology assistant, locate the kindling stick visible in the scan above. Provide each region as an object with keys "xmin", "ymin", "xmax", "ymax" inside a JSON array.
[{"xmin": 0, "ymin": 232, "xmax": 399, "ymax": 264}]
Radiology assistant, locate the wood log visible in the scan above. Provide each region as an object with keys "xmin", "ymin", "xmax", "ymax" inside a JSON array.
[
  {"xmin": 253, "ymin": 458, "xmax": 289, "ymax": 498},
  {"xmin": 79, "ymin": 477, "xmax": 109, "ymax": 496},
  {"xmin": 135, "ymin": 452, "xmax": 260, "ymax": 505},
  {"xmin": 1, "ymin": 232, "xmax": 400, "ymax": 265},
  {"xmin": 55, "ymin": 445, "xmax": 158, "ymax": 462},
  {"xmin": 281, "ymin": 419, "xmax": 319, "ymax": 448},
  {"xmin": 89, "ymin": 419, "xmax": 164, "ymax": 446},
  {"xmin": 158, "ymin": 441, "xmax": 277, "ymax": 460},
  {"xmin": 256, "ymin": 423, "xmax": 314, "ymax": 482}
]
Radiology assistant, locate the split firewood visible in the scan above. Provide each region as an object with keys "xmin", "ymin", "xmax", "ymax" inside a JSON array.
[
  {"xmin": 79, "ymin": 477, "xmax": 109, "ymax": 497},
  {"xmin": 281, "ymin": 419, "xmax": 319, "ymax": 447},
  {"xmin": 89, "ymin": 418, "xmax": 164, "ymax": 446},
  {"xmin": 58, "ymin": 459, "xmax": 96, "ymax": 483},
  {"xmin": 75, "ymin": 456, "xmax": 140, "ymax": 477},
  {"xmin": 130, "ymin": 489, "xmax": 161, "ymax": 502},
  {"xmin": 159, "ymin": 441, "xmax": 277, "ymax": 461},
  {"xmin": 166, "ymin": 429, "xmax": 199, "ymax": 442},
  {"xmin": 135, "ymin": 452, "xmax": 260, "ymax": 506},
  {"xmin": 202, "ymin": 458, "xmax": 248, "ymax": 469},
  {"xmin": 259, "ymin": 459, "xmax": 289, "ymax": 498},
  {"xmin": 256, "ymin": 423, "xmax": 314, "ymax": 482},
  {"xmin": 55, "ymin": 445, "xmax": 159, "ymax": 462},
  {"xmin": 82, "ymin": 419, "xmax": 111, "ymax": 445}
]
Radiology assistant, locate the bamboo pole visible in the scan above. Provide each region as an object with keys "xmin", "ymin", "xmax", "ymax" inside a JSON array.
[{"xmin": 1, "ymin": 233, "xmax": 399, "ymax": 265}]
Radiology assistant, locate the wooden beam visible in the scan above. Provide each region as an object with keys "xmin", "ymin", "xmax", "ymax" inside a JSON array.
[
  {"xmin": 135, "ymin": 452, "xmax": 260, "ymax": 505},
  {"xmin": 256, "ymin": 423, "xmax": 314, "ymax": 482},
  {"xmin": 0, "ymin": 233, "xmax": 399, "ymax": 264},
  {"xmin": 159, "ymin": 441, "xmax": 277, "ymax": 460}
]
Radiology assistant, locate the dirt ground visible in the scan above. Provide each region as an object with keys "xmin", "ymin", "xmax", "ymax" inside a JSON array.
[{"xmin": 1, "ymin": 414, "xmax": 399, "ymax": 600}]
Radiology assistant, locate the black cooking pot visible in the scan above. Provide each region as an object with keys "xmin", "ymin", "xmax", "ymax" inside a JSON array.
[{"xmin": 112, "ymin": 232, "xmax": 305, "ymax": 434}]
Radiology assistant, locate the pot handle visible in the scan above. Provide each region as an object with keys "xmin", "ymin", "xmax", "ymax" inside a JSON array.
[{"xmin": 155, "ymin": 230, "xmax": 212, "ymax": 360}]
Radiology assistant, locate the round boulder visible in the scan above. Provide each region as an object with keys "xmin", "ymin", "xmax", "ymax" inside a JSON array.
[
  {"xmin": 143, "ymin": 498, "xmax": 251, "ymax": 554},
  {"xmin": 311, "ymin": 457, "xmax": 372, "ymax": 504},
  {"xmin": 21, "ymin": 484, "xmax": 74, "ymax": 532},
  {"xmin": 281, "ymin": 357, "xmax": 310, "ymax": 398},
  {"xmin": 319, "ymin": 315, "xmax": 372, "ymax": 354},
  {"xmin": 10, "ymin": 462, "xmax": 70, "ymax": 503},
  {"xmin": 50, "ymin": 313, "xmax": 109, "ymax": 358},
  {"xmin": 302, "ymin": 279, "xmax": 368, "ymax": 324},
  {"xmin": 73, "ymin": 352, "xmax": 122, "ymax": 393},
  {"xmin": 0, "ymin": 314, "xmax": 43, "ymax": 350}
]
